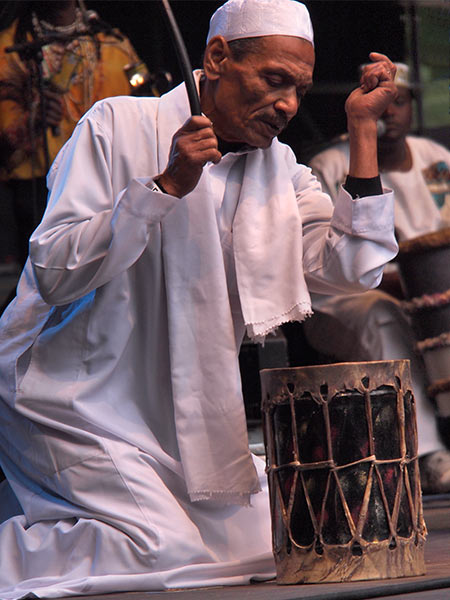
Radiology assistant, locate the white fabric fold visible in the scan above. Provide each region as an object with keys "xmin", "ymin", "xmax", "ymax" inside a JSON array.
[
  {"xmin": 156, "ymin": 73, "xmax": 311, "ymax": 503},
  {"xmin": 233, "ymin": 148, "xmax": 312, "ymax": 342}
]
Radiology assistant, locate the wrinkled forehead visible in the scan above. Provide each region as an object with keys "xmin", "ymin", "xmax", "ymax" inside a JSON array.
[
  {"xmin": 251, "ymin": 35, "xmax": 315, "ymax": 68},
  {"xmin": 206, "ymin": 0, "xmax": 314, "ymax": 46},
  {"xmin": 224, "ymin": 35, "xmax": 315, "ymax": 92}
]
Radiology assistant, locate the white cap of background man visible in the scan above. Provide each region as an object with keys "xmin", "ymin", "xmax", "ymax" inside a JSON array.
[
  {"xmin": 206, "ymin": 0, "xmax": 314, "ymax": 46},
  {"xmin": 392, "ymin": 63, "xmax": 411, "ymax": 89}
]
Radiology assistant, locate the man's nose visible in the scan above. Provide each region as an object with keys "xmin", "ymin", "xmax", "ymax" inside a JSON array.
[
  {"xmin": 274, "ymin": 88, "xmax": 299, "ymax": 119},
  {"xmin": 382, "ymin": 101, "xmax": 396, "ymax": 118}
]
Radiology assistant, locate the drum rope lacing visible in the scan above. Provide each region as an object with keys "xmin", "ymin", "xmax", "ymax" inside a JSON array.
[
  {"xmin": 401, "ymin": 288, "xmax": 450, "ymax": 313},
  {"xmin": 266, "ymin": 453, "xmax": 415, "ymax": 474},
  {"xmin": 266, "ymin": 386, "xmax": 420, "ymax": 548},
  {"xmin": 416, "ymin": 330, "xmax": 450, "ymax": 353},
  {"xmin": 427, "ymin": 377, "xmax": 450, "ymax": 398}
]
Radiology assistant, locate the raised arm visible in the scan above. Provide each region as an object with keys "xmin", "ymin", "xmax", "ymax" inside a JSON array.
[{"xmin": 346, "ymin": 52, "xmax": 397, "ymax": 178}]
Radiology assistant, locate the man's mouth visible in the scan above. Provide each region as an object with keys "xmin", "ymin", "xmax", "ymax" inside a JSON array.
[
  {"xmin": 383, "ymin": 120, "xmax": 399, "ymax": 131},
  {"xmin": 260, "ymin": 118, "xmax": 285, "ymax": 135}
]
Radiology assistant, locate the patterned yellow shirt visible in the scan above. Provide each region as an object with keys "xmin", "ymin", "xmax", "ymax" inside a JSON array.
[{"xmin": 0, "ymin": 19, "xmax": 143, "ymax": 180}]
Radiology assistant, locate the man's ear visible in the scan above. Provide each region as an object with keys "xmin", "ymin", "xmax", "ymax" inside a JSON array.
[{"xmin": 203, "ymin": 36, "xmax": 231, "ymax": 80}]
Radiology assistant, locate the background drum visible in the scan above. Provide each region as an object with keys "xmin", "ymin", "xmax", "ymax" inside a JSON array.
[
  {"xmin": 397, "ymin": 227, "xmax": 450, "ymax": 448},
  {"xmin": 260, "ymin": 360, "xmax": 426, "ymax": 584}
]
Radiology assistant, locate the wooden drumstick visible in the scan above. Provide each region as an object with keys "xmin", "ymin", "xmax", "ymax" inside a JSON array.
[{"xmin": 161, "ymin": 0, "xmax": 202, "ymax": 116}]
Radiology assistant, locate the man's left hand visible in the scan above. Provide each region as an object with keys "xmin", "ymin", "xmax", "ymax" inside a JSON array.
[{"xmin": 345, "ymin": 52, "xmax": 397, "ymax": 124}]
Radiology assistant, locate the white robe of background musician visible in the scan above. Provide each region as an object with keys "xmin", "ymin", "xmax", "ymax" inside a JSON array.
[
  {"xmin": 0, "ymin": 75, "xmax": 396, "ymax": 599},
  {"xmin": 305, "ymin": 135, "xmax": 450, "ymax": 456}
]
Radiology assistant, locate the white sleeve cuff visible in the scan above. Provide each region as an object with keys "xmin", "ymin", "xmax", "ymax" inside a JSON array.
[
  {"xmin": 118, "ymin": 177, "xmax": 178, "ymax": 224},
  {"xmin": 331, "ymin": 184, "xmax": 395, "ymax": 235}
]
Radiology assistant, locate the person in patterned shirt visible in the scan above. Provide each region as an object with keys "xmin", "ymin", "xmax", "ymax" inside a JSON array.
[{"xmin": 0, "ymin": 0, "xmax": 150, "ymax": 270}]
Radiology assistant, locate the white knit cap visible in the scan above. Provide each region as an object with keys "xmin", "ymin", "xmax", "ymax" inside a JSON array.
[
  {"xmin": 393, "ymin": 63, "xmax": 411, "ymax": 89},
  {"xmin": 206, "ymin": 0, "xmax": 314, "ymax": 46}
]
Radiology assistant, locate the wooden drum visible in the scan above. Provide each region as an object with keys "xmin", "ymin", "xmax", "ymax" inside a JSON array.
[
  {"xmin": 260, "ymin": 360, "xmax": 426, "ymax": 584},
  {"xmin": 398, "ymin": 227, "xmax": 450, "ymax": 446}
]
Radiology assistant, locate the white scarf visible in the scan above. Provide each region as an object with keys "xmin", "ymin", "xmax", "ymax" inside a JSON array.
[{"xmin": 157, "ymin": 74, "xmax": 311, "ymax": 504}]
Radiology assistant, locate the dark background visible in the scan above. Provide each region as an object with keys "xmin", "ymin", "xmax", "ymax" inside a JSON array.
[{"xmin": 86, "ymin": 0, "xmax": 407, "ymax": 162}]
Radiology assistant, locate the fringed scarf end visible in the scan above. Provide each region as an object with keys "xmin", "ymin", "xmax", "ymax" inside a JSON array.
[
  {"xmin": 246, "ymin": 301, "xmax": 312, "ymax": 345},
  {"xmin": 189, "ymin": 485, "xmax": 262, "ymax": 506}
]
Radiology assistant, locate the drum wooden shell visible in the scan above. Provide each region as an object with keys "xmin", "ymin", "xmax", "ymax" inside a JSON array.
[
  {"xmin": 398, "ymin": 228, "xmax": 450, "ymax": 299},
  {"xmin": 398, "ymin": 229, "xmax": 450, "ymax": 341},
  {"xmin": 398, "ymin": 228, "xmax": 450, "ymax": 433},
  {"xmin": 260, "ymin": 360, "xmax": 426, "ymax": 584}
]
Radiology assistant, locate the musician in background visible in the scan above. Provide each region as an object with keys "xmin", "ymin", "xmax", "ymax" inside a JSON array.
[
  {"xmin": 303, "ymin": 63, "xmax": 450, "ymax": 494},
  {"xmin": 0, "ymin": 0, "xmax": 151, "ymax": 271}
]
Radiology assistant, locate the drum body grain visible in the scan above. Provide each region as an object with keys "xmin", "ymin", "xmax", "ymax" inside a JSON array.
[{"xmin": 260, "ymin": 360, "xmax": 426, "ymax": 584}]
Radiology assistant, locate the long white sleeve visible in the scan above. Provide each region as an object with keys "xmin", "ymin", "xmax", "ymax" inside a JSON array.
[
  {"xmin": 290, "ymin": 156, "xmax": 398, "ymax": 295},
  {"xmin": 30, "ymin": 101, "xmax": 177, "ymax": 306}
]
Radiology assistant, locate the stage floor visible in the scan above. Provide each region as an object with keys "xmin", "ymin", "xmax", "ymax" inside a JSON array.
[{"xmin": 56, "ymin": 494, "xmax": 450, "ymax": 600}]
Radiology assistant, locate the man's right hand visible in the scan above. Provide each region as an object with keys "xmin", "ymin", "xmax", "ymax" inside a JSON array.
[{"xmin": 156, "ymin": 116, "xmax": 222, "ymax": 198}]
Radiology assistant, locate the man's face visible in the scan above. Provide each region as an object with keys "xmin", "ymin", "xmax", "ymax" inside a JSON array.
[
  {"xmin": 380, "ymin": 86, "xmax": 413, "ymax": 141},
  {"xmin": 207, "ymin": 35, "xmax": 314, "ymax": 149}
]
